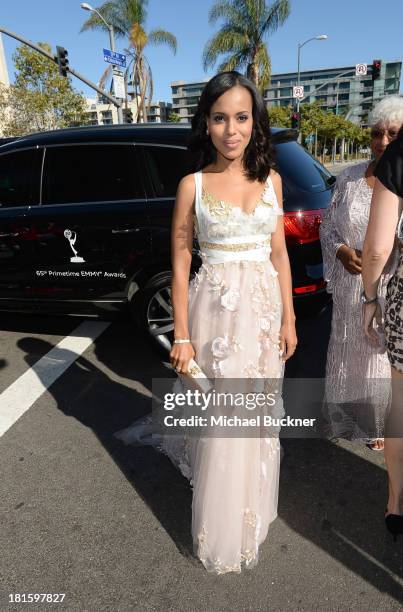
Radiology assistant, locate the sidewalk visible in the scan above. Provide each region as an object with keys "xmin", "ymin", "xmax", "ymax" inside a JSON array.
[{"xmin": 325, "ymin": 159, "xmax": 369, "ymax": 177}]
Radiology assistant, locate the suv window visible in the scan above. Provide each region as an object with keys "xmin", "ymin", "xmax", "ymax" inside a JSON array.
[
  {"xmin": 0, "ymin": 148, "xmax": 42, "ymax": 207},
  {"xmin": 141, "ymin": 146, "xmax": 187, "ymax": 197},
  {"xmin": 275, "ymin": 141, "xmax": 334, "ymax": 195},
  {"xmin": 42, "ymin": 144, "xmax": 143, "ymax": 204}
]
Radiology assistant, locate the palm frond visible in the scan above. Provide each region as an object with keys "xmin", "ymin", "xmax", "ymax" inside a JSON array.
[
  {"xmin": 80, "ymin": 2, "xmax": 118, "ymax": 34},
  {"xmin": 203, "ymin": 27, "xmax": 249, "ymax": 71},
  {"xmin": 147, "ymin": 29, "xmax": 177, "ymax": 55},
  {"xmin": 261, "ymin": 0, "xmax": 290, "ymax": 37},
  {"xmin": 129, "ymin": 23, "xmax": 148, "ymax": 52},
  {"xmin": 216, "ymin": 50, "xmax": 249, "ymax": 73},
  {"xmin": 255, "ymin": 43, "xmax": 271, "ymax": 91},
  {"xmin": 208, "ymin": 0, "xmax": 244, "ymax": 26},
  {"xmin": 80, "ymin": 0, "xmax": 148, "ymax": 36}
]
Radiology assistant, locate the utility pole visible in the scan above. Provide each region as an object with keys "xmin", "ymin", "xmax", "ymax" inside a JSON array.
[{"xmin": 80, "ymin": 3, "xmax": 124, "ymax": 124}]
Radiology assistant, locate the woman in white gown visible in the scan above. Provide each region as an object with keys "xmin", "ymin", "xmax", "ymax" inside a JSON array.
[
  {"xmin": 116, "ymin": 71, "xmax": 297, "ymax": 574},
  {"xmin": 319, "ymin": 96, "xmax": 403, "ymax": 447}
]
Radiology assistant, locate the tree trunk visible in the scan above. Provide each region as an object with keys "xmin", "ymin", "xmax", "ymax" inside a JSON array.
[
  {"xmin": 246, "ymin": 50, "xmax": 259, "ymax": 86},
  {"xmin": 332, "ymin": 137, "xmax": 337, "ymax": 164}
]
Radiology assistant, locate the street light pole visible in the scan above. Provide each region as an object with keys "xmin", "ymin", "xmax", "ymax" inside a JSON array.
[
  {"xmin": 296, "ymin": 35, "xmax": 328, "ymax": 114},
  {"xmin": 81, "ymin": 2, "xmax": 124, "ymax": 124}
]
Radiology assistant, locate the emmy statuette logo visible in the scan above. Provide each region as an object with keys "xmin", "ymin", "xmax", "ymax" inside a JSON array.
[{"xmin": 64, "ymin": 229, "xmax": 85, "ymax": 263}]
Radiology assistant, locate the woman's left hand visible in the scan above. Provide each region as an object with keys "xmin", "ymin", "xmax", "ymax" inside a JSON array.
[
  {"xmin": 279, "ymin": 320, "xmax": 298, "ymax": 361},
  {"xmin": 363, "ymin": 301, "xmax": 384, "ymax": 346}
]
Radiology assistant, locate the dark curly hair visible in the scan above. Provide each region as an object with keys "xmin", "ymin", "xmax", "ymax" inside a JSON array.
[{"xmin": 186, "ymin": 71, "xmax": 276, "ymax": 182}]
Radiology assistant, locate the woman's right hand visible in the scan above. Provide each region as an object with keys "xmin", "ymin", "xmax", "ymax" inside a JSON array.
[
  {"xmin": 169, "ymin": 342, "xmax": 196, "ymax": 374},
  {"xmin": 337, "ymin": 245, "xmax": 362, "ymax": 275}
]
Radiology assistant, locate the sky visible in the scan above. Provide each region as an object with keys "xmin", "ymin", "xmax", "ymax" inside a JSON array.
[{"xmin": 1, "ymin": 0, "xmax": 402, "ymax": 101}]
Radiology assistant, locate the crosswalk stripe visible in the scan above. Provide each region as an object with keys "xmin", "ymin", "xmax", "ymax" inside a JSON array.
[{"xmin": 0, "ymin": 320, "xmax": 110, "ymax": 438}]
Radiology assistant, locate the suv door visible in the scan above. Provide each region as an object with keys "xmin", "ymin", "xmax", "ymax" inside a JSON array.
[
  {"xmin": 139, "ymin": 144, "xmax": 189, "ymax": 265},
  {"xmin": 136, "ymin": 144, "xmax": 193, "ymax": 349},
  {"xmin": 28, "ymin": 143, "xmax": 150, "ymax": 303},
  {"xmin": 0, "ymin": 147, "xmax": 42, "ymax": 298}
]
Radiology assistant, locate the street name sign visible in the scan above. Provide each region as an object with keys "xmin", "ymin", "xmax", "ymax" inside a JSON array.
[{"xmin": 103, "ymin": 48, "xmax": 126, "ymax": 68}]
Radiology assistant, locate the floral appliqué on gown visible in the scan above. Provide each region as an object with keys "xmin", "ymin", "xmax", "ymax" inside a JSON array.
[{"xmin": 115, "ymin": 170, "xmax": 285, "ymax": 574}]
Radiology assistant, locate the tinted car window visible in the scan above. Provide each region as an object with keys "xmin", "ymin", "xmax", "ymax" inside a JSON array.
[
  {"xmin": 141, "ymin": 146, "xmax": 187, "ymax": 197},
  {"xmin": 275, "ymin": 141, "xmax": 334, "ymax": 195},
  {"xmin": 0, "ymin": 148, "xmax": 42, "ymax": 207},
  {"xmin": 42, "ymin": 144, "xmax": 143, "ymax": 204}
]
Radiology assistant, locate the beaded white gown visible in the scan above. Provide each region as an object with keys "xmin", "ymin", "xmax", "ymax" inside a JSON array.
[
  {"xmin": 115, "ymin": 170, "xmax": 285, "ymax": 574},
  {"xmin": 319, "ymin": 161, "xmax": 394, "ymax": 439}
]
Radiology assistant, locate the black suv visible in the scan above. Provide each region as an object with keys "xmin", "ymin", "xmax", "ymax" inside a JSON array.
[{"xmin": 0, "ymin": 124, "xmax": 334, "ymax": 351}]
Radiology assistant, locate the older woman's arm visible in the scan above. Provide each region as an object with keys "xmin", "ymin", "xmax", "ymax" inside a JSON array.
[{"xmin": 362, "ymin": 178, "xmax": 401, "ymax": 299}]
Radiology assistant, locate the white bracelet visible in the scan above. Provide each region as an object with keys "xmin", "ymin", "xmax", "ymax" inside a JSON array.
[{"xmin": 173, "ymin": 338, "xmax": 190, "ymax": 344}]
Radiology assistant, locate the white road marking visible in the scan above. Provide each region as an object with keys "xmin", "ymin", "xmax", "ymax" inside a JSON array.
[{"xmin": 0, "ymin": 320, "xmax": 110, "ymax": 438}]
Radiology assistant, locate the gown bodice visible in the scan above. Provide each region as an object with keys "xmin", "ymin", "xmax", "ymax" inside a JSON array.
[{"xmin": 193, "ymin": 170, "xmax": 283, "ymax": 264}]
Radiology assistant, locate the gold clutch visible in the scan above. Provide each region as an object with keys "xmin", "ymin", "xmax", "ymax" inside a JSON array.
[{"xmin": 179, "ymin": 358, "xmax": 213, "ymax": 393}]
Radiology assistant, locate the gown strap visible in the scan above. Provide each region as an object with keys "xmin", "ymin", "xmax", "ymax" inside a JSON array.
[{"xmin": 193, "ymin": 170, "xmax": 203, "ymax": 219}]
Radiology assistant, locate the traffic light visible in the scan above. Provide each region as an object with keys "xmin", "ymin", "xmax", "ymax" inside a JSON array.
[
  {"xmin": 126, "ymin": 109, "xmax": 133, "ymax": 123},
  {"xmin": 291, "ymin": 112, "xmax": 300, "ymax": 130},
  {"xmin": 372, "ymin": 59, "xmax": 381, "ymax": 81},
  {"xmin": 56, "ymin": 46, "xmax": 69, "ymax": 78}
]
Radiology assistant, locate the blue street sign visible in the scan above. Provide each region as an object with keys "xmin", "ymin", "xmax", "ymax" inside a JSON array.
[{"xmin": 103, "ymin": 48, "xmax": 126, "ymax": 68}]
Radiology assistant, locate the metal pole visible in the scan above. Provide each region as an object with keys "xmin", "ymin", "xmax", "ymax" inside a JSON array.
[
  {"xmin": 90, "ymin": 8, "xmax": 123, "ymax": 125},
  {"xmin": 296, "ymin": 43, "xmax": 301, "ymax": 114},
  {"xmin": 299, "ymin": 68, "xmax": 356, "ymax": 103},
  {"xmin": 109, "ymin": 26, "xmax": 115, "ymax": 52},
  {"xmin": 335, "ymin": 78, "xmax": 339, "ymax": 116},
  {"xmin": 108, "ymin": 24, "xmax": 124, "ymax": 124}
]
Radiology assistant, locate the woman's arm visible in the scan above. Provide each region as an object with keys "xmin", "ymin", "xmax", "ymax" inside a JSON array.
[
  {"xmin": 362, "ymin": 178, "xmax": 401, "ymax": 298},
  {"xmin": 270, "ymin": 170, "xmax": 297, "ymax": 360},
  {"xmin": 319, "ymin": 172, "xmax": 362, "ymax": 278},
  {"xmin": 362, "ymin": 178, "xmax": 402, "ymax": 343},
  {"xmin": 170, "ymin": 174, "xmax": 196, "ymax": 372},
  {"xmin": 319, "ymin": 174, "xmax": 346, "ymax": 280}
]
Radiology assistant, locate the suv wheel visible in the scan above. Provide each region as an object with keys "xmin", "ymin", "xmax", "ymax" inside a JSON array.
[{"xmin": 132, "ymin": 271, "xmax": 174, "ymax": 355}]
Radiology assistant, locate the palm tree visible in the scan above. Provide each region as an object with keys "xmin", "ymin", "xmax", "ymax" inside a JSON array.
[
  {"xmin": 203, "ymin": 0, "xmax": 290, "ymax": 92},
  {"xmin": 80, "ymin": 0, "xmax": 177, "ymax": 122}
]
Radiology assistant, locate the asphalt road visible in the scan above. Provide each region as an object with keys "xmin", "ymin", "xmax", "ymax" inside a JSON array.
[{"xmin": 0, "ymin": 304, "xmax": 402, "ymax": 612}]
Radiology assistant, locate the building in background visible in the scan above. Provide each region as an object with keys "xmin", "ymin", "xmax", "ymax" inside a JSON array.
[
  {"xmin": 171, "ymin": 79, "xmax": 208, "ymax": 123},
  {"xmin": 265, "ymin": 60, "xmax": 402, "ymax": 125},
  {"xmin": 85, "ymin": 98, "xmax": 172, "ymax": 125},
  {"xmin": 171, "ymin": 61, "xmax": 401, "ymax": 126},
  {"xmin": 0, "ymin": 34, "xmax": 10, "ymax": 88}
]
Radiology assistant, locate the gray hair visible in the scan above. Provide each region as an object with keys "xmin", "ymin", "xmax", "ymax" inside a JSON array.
[{"xmin": 368, "ymin": 95, "xmax": 403, "ymax": 127}]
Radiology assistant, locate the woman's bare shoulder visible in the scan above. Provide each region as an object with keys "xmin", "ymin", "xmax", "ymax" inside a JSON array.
[
  {"xmin": 269, "ymin": 168, "xmax": 282, "ymax": 186},
  {"xmin": 175, "ymin": 173, "xmax": 196, "ymax": 211},
  {"xmin": 269, "ymin": 167, "xmax": 281, "ymax": 178},
  {"xmin": 177, "ymin": 173, "xmax": 196, "ymax": 193}
]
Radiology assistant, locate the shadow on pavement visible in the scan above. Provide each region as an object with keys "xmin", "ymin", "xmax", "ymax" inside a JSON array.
[
  {"xmin": 11, "ymin": 303, "xmax": 403, "ymax": 598},
  {"xmin": 279, "ymin": 438, "xmax": 403, "ymax": 600}
]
